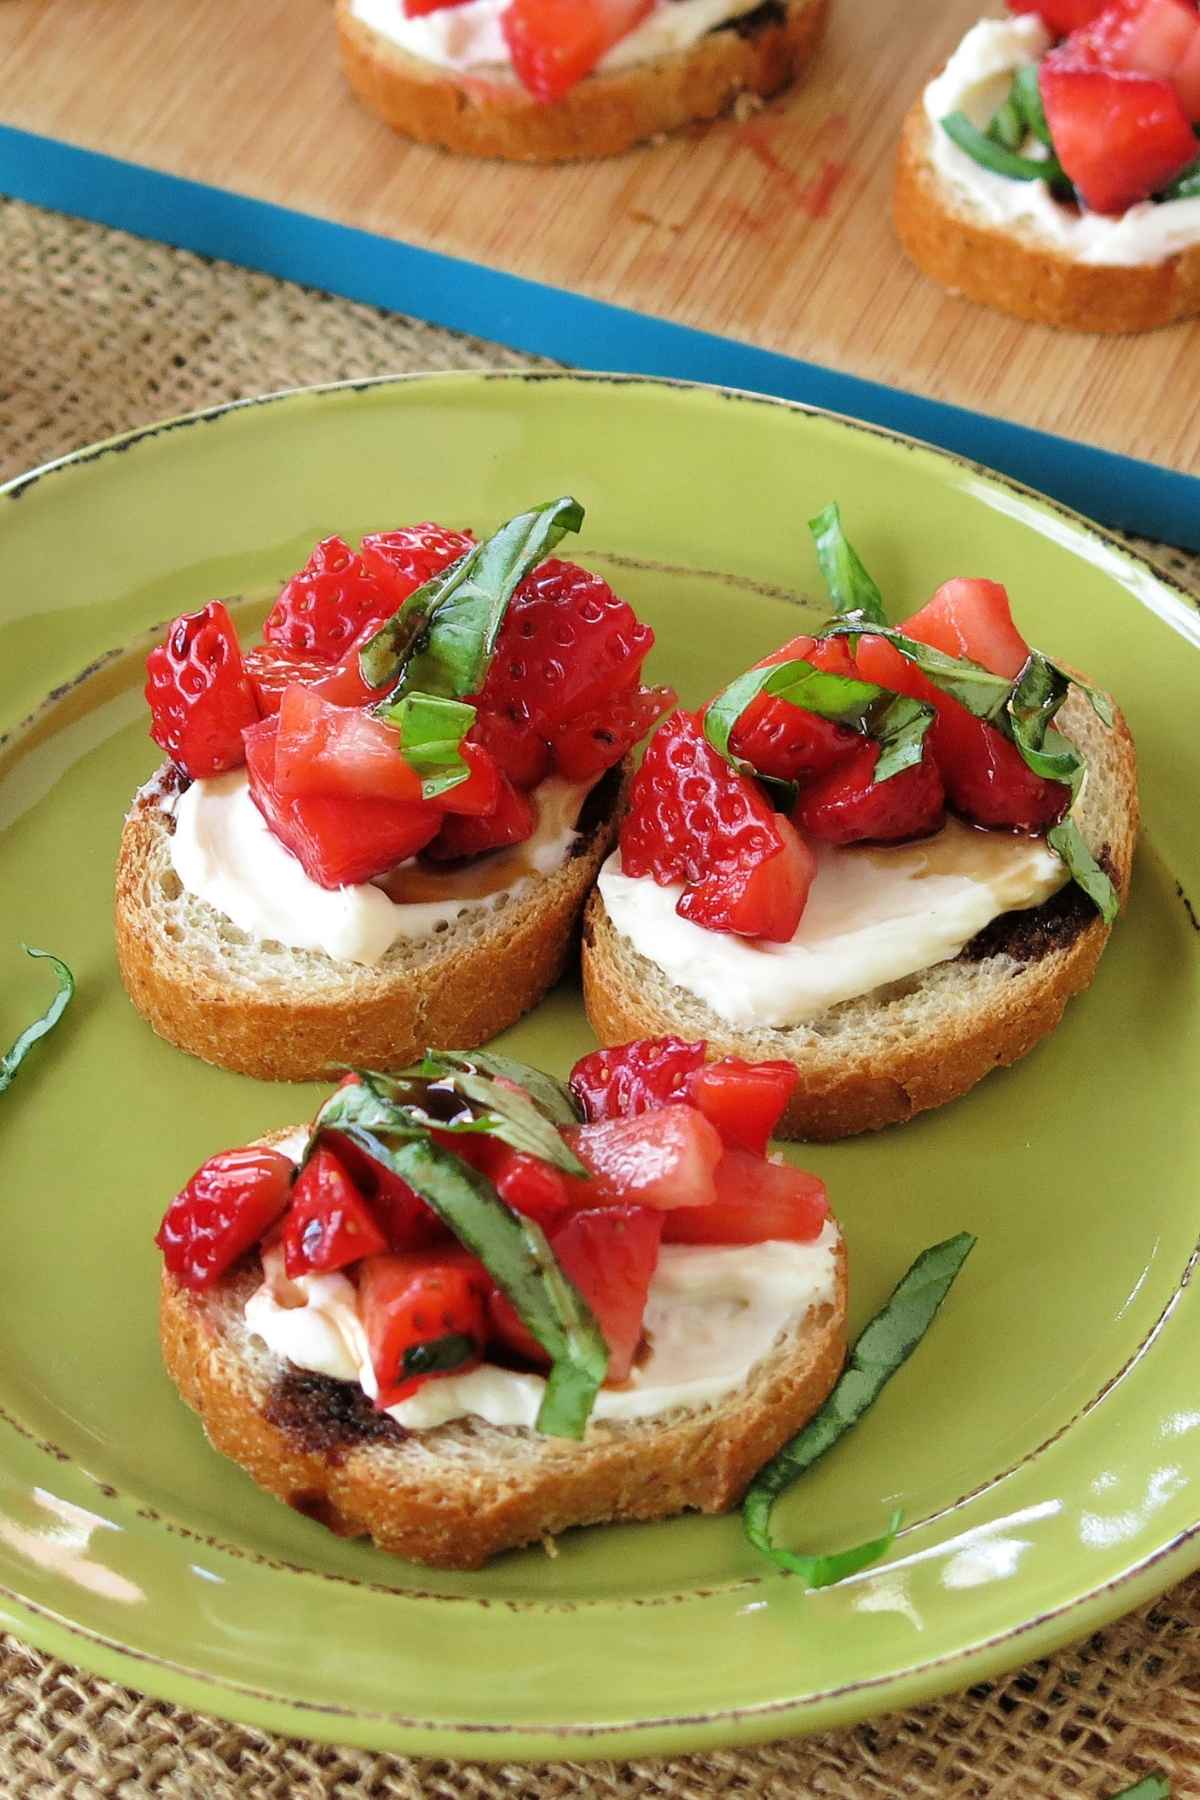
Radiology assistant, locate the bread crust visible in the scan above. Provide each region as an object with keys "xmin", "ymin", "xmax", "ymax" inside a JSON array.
[
  {"xmin": 335, "ymin": 0, "xmax": 829, "ymax": 162},
  {"xmin": 894, "ymin": 98, "xmax": 1200, "ymax": 333},
  {"xmin": 160, "ymin": 1236, "xmax": 847, "ymax": 1569},
  {"xmin": 115, "ymin": 766, "xmax": 625, "ymax": 1083},
  {"xmin": 583, "ymin": 690, "xmax": 1138, "ymax": 1140}
]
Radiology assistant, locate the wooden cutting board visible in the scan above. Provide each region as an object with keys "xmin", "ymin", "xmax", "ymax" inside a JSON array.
[{"xmin": 3, "ymin": 0, "xmax": 1198, "ymax": 515}]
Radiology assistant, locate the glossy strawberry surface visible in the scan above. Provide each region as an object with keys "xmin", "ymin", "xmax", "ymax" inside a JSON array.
[
  {"xmin": 262, "ymin": 536, "xmax": 401, "ymax": 660},
  {"xmin": 282, "ymin": 1147, "xmax": 388, "ymax": 1277},
  {"xmin": 145, "ymin": 600, "xmax": 260, "ymax": 779},
  {"xmin": 156, "ymin": 1147, "xmax": 293, "ymax": 1290}
]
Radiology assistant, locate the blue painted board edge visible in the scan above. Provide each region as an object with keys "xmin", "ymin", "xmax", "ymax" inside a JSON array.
[{"xmin": 3, "ymin": 122, "xmax": 1197, "ymax": 549}]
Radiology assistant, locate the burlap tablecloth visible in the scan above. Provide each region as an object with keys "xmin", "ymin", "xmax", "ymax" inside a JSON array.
[{"xmin": 2, "ymin": 195, "xmax": 1198, "ymax": 1799}]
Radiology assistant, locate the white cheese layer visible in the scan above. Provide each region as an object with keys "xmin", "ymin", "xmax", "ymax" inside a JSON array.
[
  {"xmin": 597, "ymin": 818, "xmax": 1067, "ymax": 1030},
  {"xmin": 351, "ymin": 0, "xmax": 766, "ymax": 78},
  {"xmin": 246, "ymin": 1225, "xmax": 841, "ymax": 1431},
  {"xmin": 169, "ymin": 770, "xmax": 589, "ymax": 967},
  {"xmin": 924, "ymin": 16, "xmax": 1200, "ymax": 267}
]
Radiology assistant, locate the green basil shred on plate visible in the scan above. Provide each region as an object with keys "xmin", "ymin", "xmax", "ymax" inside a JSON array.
[
  {"xmin": 742, "ymin": 1233, "xmax": 976, "ymax": 1589},
  {"xmin": 0, "ymin": 947, "xmax": 75, "ymax": 1096},
  {"xmin": 1108, "ymin": 1776, "xmax": 1171, "ymax": 1800}
]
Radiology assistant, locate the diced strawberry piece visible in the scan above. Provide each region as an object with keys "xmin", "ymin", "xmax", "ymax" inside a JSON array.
[
  {"xmin": 468, "ymin": 709, "xmax": 552, "ymax": 791},
  {"xmin": 501, "ymin": 0, "xmax": 653, "ymax": 101},
  {"xmin": 927, "ymin": 704, "xmax": 1072, "ymax": 831},
  {"xmin": 902, "ymin": 578, "xmax": 1031, "ymax": 680},
  {"xmin": 156, "ymin": 1146, "xmax": 293, "ymax": 1290},
  {"xmin": 677, "ymin": 816, "xmax": 816, "ymax": 941},
  {"xmin": 145, "ymin": 601, "xmax": 260, "ymax": 779},
  {"xmin": 1039, "ymin": 61, "xmax": 1197, "ymax": 211},
  {"xmin": 311, "ymin": 646, "xmax": 395, "ymax": 710},
  {"xmin": 282, "ymin": 1147, "xmax": 388, "ymax": 1277},
  {"xmin": 320, "ymin": 1131, "xmax": 449, "ymax": 1251},
  {"xmin": 358, "ymin": 524, "xmax": 475, "ymax": 599},
  {"xmin": 421, "ymin": 774, "xmax": 535, "ymax": 861},
  {"xmin": 1008, "ymin": 0, "xmax": 1113, "ymax": 31},
  {"xmin": 565, "ymin": 1105, "xmax": 724, "ymax": 1210},
  {"xmin": 620, "ymin": 711, "xmax": 813, "ymax": 941},
  {"xmin": 729, "ymin": 691, "xmax": 861, "ymax": 786},
  {"xmin": 243, "ymin": 717, "xmax": 439, "ymax": 887},
  {"xmin": 273, "ymin": 685, "xmax": 424, "ymax": 803},
  {"xmin": 793, "ymin": 739, "xmax": 946, "ymax": 845},
  {"xmin": 662, "ymin": 1151, "xmax": 829, "ymax": 1247},
  {"xmin": 550, "ymin": 684, "xmax": 677, "ymax": 782},
  {"xmin": 569, "ymin": 1037, "xmax": 707, "ymax": 1122},
  {"xmin": 243, "ymin": 643, "xmax": 337, "ymax": 717},
  {"xmin": 683, "ymin": 1059, "xmax": 798, "ymax": 1155},
  {"xmin": 1060, "ymin": 0, "xmax": 1200, "ymax": 118},
  {"xmin": 446, "ymin": 1133, "xmax": 572, "ymax": 1231},
  {"xmin": 477, "ymin": 559, "xmax": 654, "ymax": 734},
  {"xmin": 262, "ymin": 536, "xmax": 401, "ymax": 660},
  {"xmin": 490, "ymin": 1205, "xmax": 663, "ymax": 1382},
  {"xmin": 358, "ymin": 1251, "xmax": 489, "ymax": 1407}
]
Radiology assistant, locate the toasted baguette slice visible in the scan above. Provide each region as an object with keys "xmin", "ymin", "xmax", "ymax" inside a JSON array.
[
  {"xmin": 160, "ymin": 1187, "xmax": 847, "ymax": 1569},
  {"xmin": 584, "ymin": 689, "xmax": 1138, "ymax": 1140},
  {"xmin": 894, "ymin": 97, "xmax": 1200, "ymax": 333},
  {"xmin": 116, "ymin": 765, "xmax": 626, "ymax": 1083},
  {"xmin": 335, "ymin": 0, "xmax": 829, "ymax": 163}
]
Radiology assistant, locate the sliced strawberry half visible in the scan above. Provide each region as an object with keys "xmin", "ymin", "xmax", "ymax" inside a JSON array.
[
  {"xmin": 243, "ymin": 717, "xmax": 440, "ymax": 888},
  {"xmin": 1039, "ymin": 60, "xmax": 1197, "ymax": 210},
  {"xmin": 684, "ymin": 1059, "xmax": 799, "ymax": 1155},
  {"xmin": 320, "ymin": 1126, "xmax": 450, "ymax": 1251},
  {"xmin": 793, "ymin": 740, "xmax": 946, "ymax": 845},
  {"xmin": 677, "ymin": 816, "xmax": 816, "ymax": 940},
  {"xmin": 662, "ymin": 1151, "xmax": 829, "ymax": 1247},
  {"xmin": 146, "ymin": 600, "xmax": 260, "ymax": 779},
  {"xmin": 262, "ymin": 536, "xmax": 401, "ymax": 660},
  {"xmin": 725, "ymin": 632, "xmax": 864, "ymax": 786},
  {"xmin": 550, "ymin": 684, "xmax": 677, "ymax": 782},
  {"xmin": 358, "ymin": 523, "xmax": 475, "ymax": 598},
  {"xmin": 282, "ymin": 1147, "xmax": 388, "ymax": 1277},
  {"xmin": 565, "ymin": 1104, "xmax": 724, "ymax": 1210},
  {"xmin": 467, "ymin": 709, "xmax": 552, "ymax": 792},
  {"xmin": 1057, "ymin": 0, "xmax": 1200, "ymax": 119},
  {"xmin": 500, "ymin": 0, "xmax": 653, "ymax": 101},
  {"xmin": 156, "ymin": 1146, "xmax": 293, "ymax": 1290},
  {"xmin": 569, "ymin": 1037, "xmax": 707, "ymax": 1122}
]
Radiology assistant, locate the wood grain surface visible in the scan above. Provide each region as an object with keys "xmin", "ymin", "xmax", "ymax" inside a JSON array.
[{"xmin": 4, "ymin": 0, "xmax": 1198, "ymax": 474}]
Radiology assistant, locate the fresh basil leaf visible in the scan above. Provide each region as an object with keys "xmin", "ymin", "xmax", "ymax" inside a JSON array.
[
  {"xmin": 1160, "ymin": 154, "xmax": 1200, "ymax": 201},
  {"xmin": 416, "ymin": 1047, "xmax": 581, "ymax": 1127},
  {"xmin": 403, "ymin": 1061, "xmax": 588, "ymax": 1177},
  {"xmin": 357, "ymin": 551, "xmax": 473, "ymax": 691},
  {"xmin": 820, "ymin": 622, "xmax": 1012, "ymax": 719},
  {"xmin": 1041, "ymin": 657, "xmax": 1115, "ymax": 727},
  {"xmin": 401, "ymin": 1333, "xmax": 477, "ymax": 1378},
  {"xmin": 1005, "ymin": 655, "xmax": 1079, "ymax": 784},
  {"xmin": 365, "ymin": 497, "xmax": 584, "ymax": 704},
  {"xmin": 1108, "ymin": 1778, "xmax": 1170, "ymax": 1800},
  {"xmin": 743, "ymin": 1232, "xmax": 976, "ymax": 1587},
  {"xmin": 0, "ymin": 947, "xmax": 75, "ymax": 1096},
  {"xmin": 703, "ymin": 659, "xmax": 882, "ymax": 790},
  {"xmin": 1012, "ymin": 63, "xmax": 1053, "ymax": 149},
  {"xmin": 377, "ymin": 691, "xmax": 476, "ymax": 801},
  {"xmin": 869, "ymin": 693, "xmax": 935, "ymax": 783},
  {"xmin": 941, "ymin": 111, "xmax": 1069, "ymax": 186},
  {"xmin": 1047, "ymin": 820, "xmax": 1119, "ymax": 925},
  {"xmin": 986, "ymin": 86, "xmax": 1025, "ymax": 152},
  {"xmin": 808, "ymin": 503, "xmax": 888, "ymax": 627}
]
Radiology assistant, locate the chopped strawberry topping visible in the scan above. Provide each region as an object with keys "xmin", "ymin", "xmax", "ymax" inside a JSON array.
[
  {"xmin": 684, "ymin": 1059, "xmax": 798, "ymax": 1155},
  {"xmin": 1055, "ymin": 0, "xmax": 1200, "ymax": 118},
  {"xmin": 500, "ymin": 0, "xmax": 653, "ymax": 101},
  {"xmin": 421, "ymin": 774, "xmax": 536, "ymax": 861},
  {"xmin": 620, "ymin": 711, "xmax": 815, "ymax": 941},
  {"xmin": 662, "ymin": 1151, "xmax": 829, "ymax": 1246},
  {"xmin": 156, "ymin": 1146, "xmax": 293, "ymax": 1290},
  {"xmin": 725, "ymin": 632, "xmax": 863, "ymax": 785},
  {"xmin": 282, "ymin": 1147, "xmax": 388, "ymax": 1277},
  {"xmin": 903, "ymin": 579, "xmax": 1032, "ymax": 680},
  {"xmin": 569, "ymin": 1037, "xmax": 706, "ymax": 1122},
  {"xmin": 467, "ymin": 709, "xmax": 552, "ymax": 791},
  {"xmin": 243, "ymin": 716, "xmax": 440, "ymax": 887},
  {"xmin": 262, "ymin": 536, "xmax": 401, "ymax": 661},
  {"xmin": 792, "ymin": 739, "xmax": 945, "ymax": 845},
  {"xmin": 566, "ymin": 1104, "xmax": 724, "ymax": 1210},
  {"xmin": 1039, "ymin": 60, "xmax": 1197, "ymax": 210},
  {"xmin": 1008, "ymin": 0, "xmax": 1114, "ymax": 31},
  {"xmin": 358, "ymin": 1250, "xmax": 490, "ymax": 1407},
  {"xmin": 358, "ymin": 523, "xmax": 475, "ymax": 598},
  {"xmin": 243, "ymin": 644, "xmax": 339, "ymax": 716},
  {"xmin": 274, "ymin": 685, "xmax": 424, "ymax": 804},
  {"xmin": 320, "ymin": 1130, "xmax": 449, "ymax": 1250},
  {"xmin": 449, "ymin": 1134, "xmax": 572, "ymax": 1231},
  {"xmin": 550, "ymin": 684, "xmax": 676, "ymax": 782},
  {"xmin": 145, "ymin": 600, "xmax": 260, "ymax": 779}
]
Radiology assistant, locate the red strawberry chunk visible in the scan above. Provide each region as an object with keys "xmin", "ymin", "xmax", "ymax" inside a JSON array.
[
  {"xmin": 565, "ymin": 1104, "xmax": 723, "ymax": 1210},
  {"xmin": 243, "ymin": 644, "xmax": 338, "ymax": 717},
  {"xmin": 447, "ymin": 1134, "xmax": 572, "ymax": 1231},
  {"xmin": 662, "ymin": 1151, "xmax": 828, "ymax": 1247},
  {"xmin": 156, "ymin": 1146, "xmax": 293, "ymax": 1290},
  {"xmin": 468, "ymin": 709, "xmax": 552, "ymax": 792},
  {"xmin": 500, "ymin": 0, "xmax": 653, "ymax": 101},
  {"xmin": 320, "ymin": 1129, "xmax": 449, "ymax": 1250},
  {"xmin": 358, "ymin": 523, "xmax": 475, "ymax": 599},
  {"xmin": 282, "ymin": 1147, "xmax": 388, "ymax": 1277},
  {"xmin": 1059, "ymin": 0, "xmax": 1200, "ymax": 117},
  {"xmin": 569, "ymin": 1037, "xmax": 707, "ymax": 1122},
  {"xmin": 928, "ymin": 704, "xmax": 1071, "ymax": 831},
  {"xmin": 358, "ymin": 1251, "xmax": 489, "ymax": 1407},
  {"xmin": 730, "ymin": 691, "xmax": 861, "ymax": 786},
  {"xmin": 477, "ymin": 559, "xmax": 654, "ymax": 735},
  {"xmin": 550, "ymin": 684, "xmax": 677, "ymax": 782},
  {"xmin": 620, "ymin": 711, "xmax": 814, "ymax": 940},
  {"xmin": 684, "ymin": 1059, "xmax": 799, "ymax": 1155},
  {"xmin": 1008, "ymin": 0, "xmax": 1114, "ymax": 30},
  {"xmin": 262, "ymin": 536, "xmax": 401, "ymax": 660},
  {"xmin": 902, "ymin": 578, "xmax": 1031, "ymax": 680},
  {"xmin": 490, "ymin": 1205, "xmax": 663, "ymax": 1382},
  {"xmin": 421, "ymin": 774, "xmax": 535, "ymax": 861},
  {"xmin": 145, "ymin": 600, "xmax": 260, "ymax": 779},
  {"xmin": 1039, "ymin": 61, "xmax": 1196, "ymax": 211},
  {"xmin": 274, "ymin": 685, "xmax": 424, "ymax": 804},
  {"xmin": 792, "ymin": 739, "xmax": 946, "ymax": 845},
  {"xmin": 243, "ymin": 717, "xmax": 440, "ymax": 887}
]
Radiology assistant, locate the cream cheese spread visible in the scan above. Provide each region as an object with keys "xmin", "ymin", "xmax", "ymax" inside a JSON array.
[
  {"xmin": 597, "ymin": 817, "xmax": 1068, "ymax": 1029},
  {"xmin": 925, "ymin": 16, "xmax": 1200, "ymax": 267},
  {"xmin": 350, "ymin": 0, "xmax": 766, "ymax": 79},
  {"xmin": 169, "ymin": 770, "xmax": 591, "ymax": 966},
  {"xmin": 246, "ymin": 1223, "xmax": 841, "ymax": 1431}
]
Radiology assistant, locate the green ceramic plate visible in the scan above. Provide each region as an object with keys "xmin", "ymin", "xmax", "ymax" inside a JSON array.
[{"xmin": 1, "ymin": 373, "xmax": 1197, "ymax": 1761}]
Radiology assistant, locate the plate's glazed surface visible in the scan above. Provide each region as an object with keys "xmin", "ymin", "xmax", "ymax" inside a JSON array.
[{"xmin": 0, "ymin": 373, "xmax": 1198, "ymax": 1760}]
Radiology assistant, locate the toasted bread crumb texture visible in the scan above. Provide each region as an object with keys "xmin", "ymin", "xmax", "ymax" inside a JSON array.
[
  {"xmin": 894, "ymin": 101, "xmax": 1200, "ymax": 333},
  {"xmin": 115, "ymin": 766, "xmax": 626, "ymax": 1082},
  {"xmin": 159, "ymin": 1235, "xmax": 847, "ymax": 1569},
  {"xmin": 584, "ymin": 690, "xmax": 1138, "ymax": 1139},
  {"xmin": 335, "ymin": 0, "xmax": 829, "ymax": 162}
]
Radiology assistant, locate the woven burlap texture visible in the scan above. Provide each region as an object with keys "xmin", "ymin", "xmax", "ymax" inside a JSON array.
[{"xmin": 2, "ymin": 196, "xmax": 1198, "ymax": 1798}]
